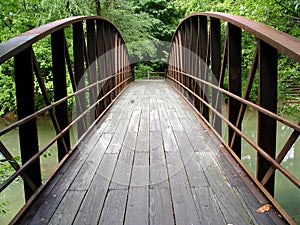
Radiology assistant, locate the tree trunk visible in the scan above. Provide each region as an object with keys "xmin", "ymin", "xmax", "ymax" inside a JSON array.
[{"xmin": 95, "ymin": 0, "xmax": 101, "ymax": 15}]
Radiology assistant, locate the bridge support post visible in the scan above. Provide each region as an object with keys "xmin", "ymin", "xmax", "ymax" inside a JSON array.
[
  {"xmin": 105, "ymin": 25, "xmax": 114, "ymax": 104},
  {"xmin": 190, "ymin": 17, "xmax": 201, "ymax": 111},
  {"xmin": 96, "ymin": 20, "xmax": 106, "ymax": 115},
  {"xmin": 257, "ymin": 40, "xmax": 277, "ymax": 196},
  {"xmin": 73, "ymin": 22, "xmax": 87, "ymax": 138},
  {"xmin": 199, "ymin": 16, "xmax": 209, "ymax": 121},
  {"xmin": 228, "ymin": 24, "xmax": 242, "ymax": 157},
  {"xmin": 190, "ymin": 17, "xmax": 200, "ymax": 111},
  {"xmin": 210, "ymin": 18, "xmax": 222, "ymax": 135},
  {"xmin": 87, "ymin": 20, "xmax": 97, "ymax": 123},
  {"xmin": 15, "ymin": 47, "xmax": 41, "ymax": 201},
  {"xmin": 51, "ymin": 29, "xmax": 70, "ymax": 161}
]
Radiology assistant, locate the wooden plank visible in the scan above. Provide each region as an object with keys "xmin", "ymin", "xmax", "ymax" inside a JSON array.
[
  {"xmin": 103, "ymin": 111, "xmax": 122, "ymax": 133},
  {"xmin": 180, "ymin": 117, "xmax": 202, "ymax": 132},
  {"xmin": 67, "ymin": 156, "xmax": 101, "ymax": 191},
  {"xmin": 149, "ymin": 95, "xmax": 156, "ymax": 111},
  {"xmin": 169, "ymin": 171, "xmax": 201, "ymax": 224},
  {"xmin": 149, "ymin": 188, "xmax": 174, "ymax": 225},
  {"xmin": 165, "ymin": 152, "xmax": 184, "ymax": 176},
  {"xmin": 130, "ymin": 152, "xmax": 149, "ymax": 187},
  {"xmin": 214, "ymin": 149, "xmax": 246, "ymax": 187},
  {"xmin": 98, "ymin": 189, "xmax": 128, "ymax": 225},
  {"xmin": 173, "ymin": 131, "xmax": 195, "ymax": 164},
  {"xmin": 49, "ymin": 141, "xmax": 113, "ymax": 224},
  {"xmin": 150, "ymin": 109, "xmax": 161, "ymax": 131},
  {"xmin": 166, "ymin": 152, "xmax": 201, "ymax": 225},
  {"xmin": 110, "ymin": 146, "xmax": 134, "ymax": 190},
  {"xmin": 122, "ymin": 132, "xmax": 137, "ymax": 152},
  {"xmin": 120, "ymin": 108, "xmax": 133, "ymax": 120},
  {"xmin": 128, "ymin": 109, "xmax": 141, "ymax": 132},
  {"xmin": 110, "ymin": 131, "xmax": 137, "ymax": 190},
  {"xmin": 167, "ymin": 109, "xmax": 184, "ymax": 131},
  {"xmin": 192, "ymin": 187, "xmax": 227, "ymax": 224},
  {"xmin": 28, "ymin": 155, "xmax": 85, "ymax": 224},
  {"xmin": 17, "ymin": 81, "xmax": 285, "ymax": 225},
  {"xmin": 124, "ymin": 187, "xmax": 148, "ymax": 225},
  {"xmin": 72, "ymin": 154, "xmax": 118, "ymax": 225},
  {"xmin": 150, "ymin": 131, "xmax": 169, "ymax": 188},
  {"xmin": 158, "ymin": 107, "xmax": 172, "ymax": 128},
  {"xmin": 161, "ymin": 126, "xmax": 179, "ymax": 153},
  {"xmin": 163, "ymin": 134, "xmax": 179, "ymax": 153},
  {"xmin": 106, "ymin": 119, "xmax": 130, "ymax": 153},
  {"xmin": 173, "ymin": 103, "xmax": 188, "ymax": 119},
  {"xmin": 139, "ymin": 112, "xmax": 149, "ymax": 132},
  {"xmin": 234, "ymin": 185, "xmax": 275, "ymax": 225},
  {"xmin": 185, "ymin": 130, "xmax": 206, "ymax": 152},
  {"xmin": 136, "ymin": 131, "xmax": 149, "ymax": 152},
  {"xmin": 185, "ymin": 153, "xmax": 208, "ymax": 187},
  {"xmin": 156, "ymin": 95, "xmax": 166, "ymax": 109},
  {"xmin": 47, "ymin": 189, "xmax": 85, "ymax": 225},
  {"xmin": 28, "ymin": 132, "xmax": 104, "ymax": 224},
  {"xmin": 197, "ymin": 151, "xmax": 253, "ymax": 224}
]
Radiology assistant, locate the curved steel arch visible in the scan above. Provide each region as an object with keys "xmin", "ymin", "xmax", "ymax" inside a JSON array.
[
  {"xmin": 0, "ymin": 16, "xmax": 124, "ymax": 63},
  {"xmin": 167, "ymin": 13, "xmax": 300, "ymax": 225},
  {"xmin": 172, "ymin": 12, "xmax": 300, "ymax": 62},
  {"xmin": 0, "ymin": 16, "xmax": 133, "ymax": 204}
]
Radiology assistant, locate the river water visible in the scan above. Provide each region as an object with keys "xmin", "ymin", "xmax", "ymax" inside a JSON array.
[{"xmin": 0, "ymin": 110, "xmax": 299, "ymax": 224}]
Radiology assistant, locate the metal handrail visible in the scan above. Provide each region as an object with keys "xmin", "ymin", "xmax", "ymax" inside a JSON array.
[
  {"xmin": 0, "ymin": 16, "xmax": 114, "ymax": 64},
  {"xmin": 0, "ymin": 70, "xmax": 131, "ymax": 137},
  {"xmin": 167, "ymin": 70, "xmax": 300, "ymax": 188},
  {"xmin": 175, "ymin": 12, "xmax": 300, "ymax": 62},
  {"xmin": 0, "ymin": 76, "xmax": 132, "ymax": 193},
  {"xmin": 169, "ymin": 70, "xmax": 300, "ymax": 133},
  {"xmin": 167, "ymin": 12, "xmax": 300, "ymax": 225},
  {"xmin": 0, "ymin": 15, "xmax": 133, "ymax": 221}
]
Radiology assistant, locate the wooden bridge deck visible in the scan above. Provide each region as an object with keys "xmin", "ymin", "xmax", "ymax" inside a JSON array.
[{"xmin": 16, "ymin": 80, "xmax": 284, "ymax": 225}]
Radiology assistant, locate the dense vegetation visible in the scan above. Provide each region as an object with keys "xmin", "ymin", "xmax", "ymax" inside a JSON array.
[
  {"xmin": 0, "ymin": 0, "xmax": 299, "ymax": 218},
  {"xmin": 0, "ymin": 0, "xmax": 299, "ymax": 118}
]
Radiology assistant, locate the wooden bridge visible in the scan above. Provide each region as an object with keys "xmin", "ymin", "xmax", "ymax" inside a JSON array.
[{"xmin": 0, "ymin": 13, "xmax": 299, "ymax": 224}]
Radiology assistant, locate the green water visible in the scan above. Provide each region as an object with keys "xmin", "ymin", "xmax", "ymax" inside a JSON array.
[
  {"xmin": 0, "ymin": 111, "xmax": 299, "ymax": 224},
  {"xmin": 239, "ymin": 109, "xmax": 300, "ymax": 224},
  {"xmin": 0, "ymin": 117, "xmax": 77, "ymax": 224}
]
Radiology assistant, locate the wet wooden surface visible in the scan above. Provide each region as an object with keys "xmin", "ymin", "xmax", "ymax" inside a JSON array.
[{"xmin": 17, "ymin": 80, "xmax": 284, "ymax": 225}]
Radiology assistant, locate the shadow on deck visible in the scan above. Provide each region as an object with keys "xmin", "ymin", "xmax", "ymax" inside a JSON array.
[{"xmin": 16, "ymin": 80, "xmax": 284, "ymax": 225}]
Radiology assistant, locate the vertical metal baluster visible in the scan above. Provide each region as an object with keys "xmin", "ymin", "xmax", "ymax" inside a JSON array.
[
  {"xmin": 15, "ymin": 47, "xmax": 41, "ymax": 200},
  {"xmin": 210, "ymin": 18, "xmax": 222, "ymax": 135},
  {"xmin": 51, "ymin": 29, "xmax": 70, "ymax": 161},
  {"xmin": 87, "ymin": 20, "xmax": 97, "ymax": 123},
  {"xmin": 73, "ymin": 21, "xmax": 87, "ymax": 138},
  {"xmin": 228, "ymin": 23, "xmax": 242, "ymax": 157},
  {"xmin": 200, "ymin": 16, "xmax": 209, "ymax": 121},
  {"xmin": 257, "ymin": 40, "xmax": 277, "ymax": 196}
]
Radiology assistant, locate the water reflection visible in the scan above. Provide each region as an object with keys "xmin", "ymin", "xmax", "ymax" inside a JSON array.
[
  {"xmin": 239, "ymin": 110, "xmax": 300, "ymax": 224},
  {"xmin": 0, "ymin": 111, "xmax": 299, "ymax": 223}
]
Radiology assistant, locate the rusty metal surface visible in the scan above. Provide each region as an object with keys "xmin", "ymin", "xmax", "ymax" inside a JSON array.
[
  {"xmin": 168, "ymin": 68, "xmax": 300, "ymax": 135},
  {"xmin": 0, "ymin": 15, "xmax": 133, "ymax": 209},
  {"xmin": 184, "ymin": 12, "xmax": 300, "ymax": 63},
  {"xmin": 167, "ymin": 71, "xmax": 300, "ymax": 189},
  {"xmin": 14, "ymin": 46, "xmax": 41, "ymax": 201},
  {"xmin": 51, "ymin": 30, "xmax": 70, "ymax": 161},
  {"xmin": 166, "ymin": 76, "xmax": 296, "ymax": 225},
  {"xmin": 0, "ymin": 76, "xmax": 132, "ymax": 194},
  {"xmin": 261, "ymin": 123, "xmax": 300, "ymax": 186},
  {"xmin": 0, "ymin": 16, "xmax": 120, "ymax": 64},
  {"xmin": 257, "ymin": 40, "xmax": 278, "ymax": 195}
]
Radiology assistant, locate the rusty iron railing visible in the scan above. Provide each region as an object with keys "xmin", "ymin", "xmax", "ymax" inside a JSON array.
[
  {"xmin": 0, "ymin": 16, "xmax": 132, "ymax": 217},
  {"xmin": 166, "ymin": 12, "xmax": 300, "ymax": 224}
]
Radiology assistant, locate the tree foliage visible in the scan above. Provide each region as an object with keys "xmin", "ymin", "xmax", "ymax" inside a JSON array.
[
  {"xmin": 0, "ymin": 0, "xmax": 299, "ymax": 119},
  {"xmin": 174, "ymin": 0, "xmax": 300, "ymax": 119}
]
